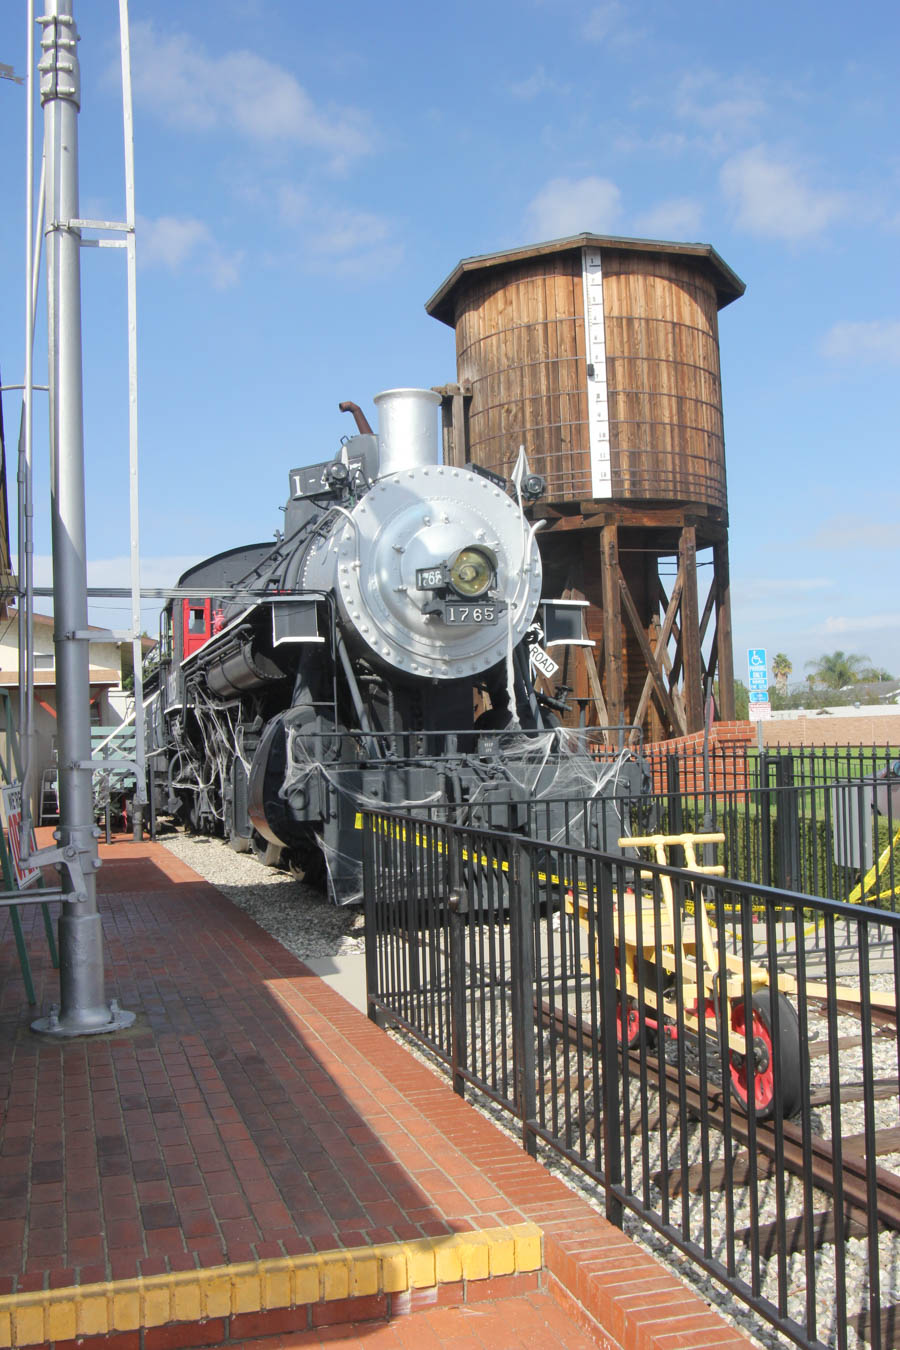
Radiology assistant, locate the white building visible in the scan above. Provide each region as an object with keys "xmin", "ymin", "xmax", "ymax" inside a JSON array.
[{"xmin": 0, "ymin": 610, "xmax": 149, "ymax": 813}]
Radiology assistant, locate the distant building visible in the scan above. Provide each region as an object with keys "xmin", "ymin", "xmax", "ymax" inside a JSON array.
[{"xmin": 0, "ymin": 610, "xmax": 151, "ymax": 811}]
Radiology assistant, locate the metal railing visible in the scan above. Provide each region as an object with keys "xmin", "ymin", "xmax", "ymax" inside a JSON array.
[
  {"xmin": 644, "ymin": 751, "xmax": 900, "ymax": 911},
  {"xmin": 364, "ymin": 807, "xmax": 900, "ymax": 1350}
]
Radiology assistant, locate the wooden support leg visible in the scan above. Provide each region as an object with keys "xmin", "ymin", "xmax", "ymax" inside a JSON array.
[
  {"xmin": 600, "ymin": 525, "xmax": 624, "ymax": 734},
  {"xmin": 714, "ymin": 539, "xmax": 735, "ymax": 720},
  {"xmin": 679, "ymin": 526, "xmax": 703, "ymax": 733}
]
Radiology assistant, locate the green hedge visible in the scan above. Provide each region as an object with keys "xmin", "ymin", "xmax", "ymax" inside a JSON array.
[{"xmin": 642, "ymin": 799, "xmax": 900, "ymax": 910}]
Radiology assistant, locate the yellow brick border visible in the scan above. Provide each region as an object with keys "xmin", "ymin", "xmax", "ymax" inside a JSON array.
[{"xmin": 0, "ymin": 1222, "xmax": 542, "ymax": 1348}]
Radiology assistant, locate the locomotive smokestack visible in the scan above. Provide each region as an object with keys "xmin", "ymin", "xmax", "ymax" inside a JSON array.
[{"xmin": 373, "ymin": 387, "xmax": 441, "ymax": 478}]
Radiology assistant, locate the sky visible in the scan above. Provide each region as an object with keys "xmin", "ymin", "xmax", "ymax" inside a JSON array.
[{"xmin": 0, "ymin": 0, "xmax": 898, "ymax": 690}]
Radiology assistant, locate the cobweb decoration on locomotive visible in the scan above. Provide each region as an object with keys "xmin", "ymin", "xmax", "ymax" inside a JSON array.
[{"xmin": 146, "ymin": 388, "xmax": 647, "ymax": 902}]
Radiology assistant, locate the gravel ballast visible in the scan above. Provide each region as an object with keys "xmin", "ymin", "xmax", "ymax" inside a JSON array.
[{"xmin": 159, "ymin": 829, "xmax": 896, "ymax": 1350}]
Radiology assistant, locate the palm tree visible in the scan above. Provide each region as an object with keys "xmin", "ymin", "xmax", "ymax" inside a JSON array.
[
  {"xmin": 772, "ymin": 653, "xmax": 792, "ymax": 694},
  {"xmin": 805, "ymin": 650, "xmax": 871, "ymax": 690},
  {"xmin": 858, "ymin": 665, "xmax": 894, "ymax": 683}
]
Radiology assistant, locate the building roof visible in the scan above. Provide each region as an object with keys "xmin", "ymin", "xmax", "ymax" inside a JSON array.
[{"xmin": 425, "ymin": 233, "xmax": 746, "ymax": 327}]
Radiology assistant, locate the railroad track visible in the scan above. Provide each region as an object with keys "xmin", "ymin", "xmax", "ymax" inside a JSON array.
[{"xmin": 539, "ymin": 999, "xmax": 900, "ymax": 1347}]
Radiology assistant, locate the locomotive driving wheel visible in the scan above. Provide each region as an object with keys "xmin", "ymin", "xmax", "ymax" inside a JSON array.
[{"xmin": 287, "ymin": 840, "xmax": 327, "ymax": 890}]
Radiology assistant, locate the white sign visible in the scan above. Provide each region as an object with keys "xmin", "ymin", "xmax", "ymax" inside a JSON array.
[
  {"xmin": 529, "ymin": 644, "xmax": 559, "ymax": 679},
  {"xmin": 581, "ymin": 249, "xmax": 612, "ymax": 500},
  {"xmin": 0, "ymin": 783, "xmax": 41, "ymax": 889},
  {"xmin": 749, "ymin": 701, "xmax": 772, "ymax": 722}
]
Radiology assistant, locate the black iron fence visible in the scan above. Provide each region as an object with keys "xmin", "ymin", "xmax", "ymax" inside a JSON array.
[
  {"xmin": 646, "ymin": 748, "xmax": 900, "ymax": 911},
  {"xmin": 363, "ymin": 807, "xmax": 900, "ymax": 1350}
]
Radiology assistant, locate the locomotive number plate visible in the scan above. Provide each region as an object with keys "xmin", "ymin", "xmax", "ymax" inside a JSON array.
[{"xmin": 443, "ymin": 604, "xmax": 498, "ymax": 625}]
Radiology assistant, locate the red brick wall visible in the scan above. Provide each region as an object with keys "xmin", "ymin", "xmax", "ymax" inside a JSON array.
[
  {"xmin": 761, "ymin": 715, "xmax": 900, "ymax": 747},
  {"xmin": 643, "ymin": 722, "xmax": 754, "ymax": 793}
]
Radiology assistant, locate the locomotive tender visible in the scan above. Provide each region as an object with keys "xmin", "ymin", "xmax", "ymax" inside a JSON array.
[{"xmin": 148, "ymin": 388, "xmax": 644, "ymax": 901}]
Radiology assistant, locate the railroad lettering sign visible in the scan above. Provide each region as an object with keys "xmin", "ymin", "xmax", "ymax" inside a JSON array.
[{"xmin": 530, "ymin": 644, "xmax": 559, "ymax": 679}]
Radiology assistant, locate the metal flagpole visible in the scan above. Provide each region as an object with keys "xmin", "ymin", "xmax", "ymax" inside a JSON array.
[
  {"xmin": 31, "ymin": 0, "xmax": 133, "ymax": 1036},
  {"xmin": 119, "ymin": 0, "xmax": 147, "ymax": 843}
]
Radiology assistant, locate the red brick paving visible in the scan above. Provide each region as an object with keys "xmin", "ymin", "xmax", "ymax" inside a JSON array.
[
  {"xmin": 225, "ymin": 1290, "xmax": 600, "ymax": 1347},
  {"xmin": 0, "ymin": 834, "xmax": 752, "ymax": 1348}
]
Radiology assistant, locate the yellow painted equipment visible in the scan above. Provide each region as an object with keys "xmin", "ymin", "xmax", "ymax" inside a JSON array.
[{"xmin": 565, "ymin": 832, "xmax": 893, "ymax": 1120}]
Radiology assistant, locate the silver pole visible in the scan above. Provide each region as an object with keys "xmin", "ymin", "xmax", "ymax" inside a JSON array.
[
  {"xmin": 119, "ymin": 0, "xmax": 146, "ymax": 838},
  {"xmin": 19, "ymin": 85, "xmax": 45, "ymax": 833},
  {"xmin": 19, "ymin": 0, "xmax": 37, "ymax": 813},
  {"xmin": 32, "ymin": 0, "xmax": 133, "ymax": 1037}
]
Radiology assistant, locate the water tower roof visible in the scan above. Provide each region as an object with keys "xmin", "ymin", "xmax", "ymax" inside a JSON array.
[{"xmin": 425, "ymin": 233, "xmax": 745, "ymax": 327}]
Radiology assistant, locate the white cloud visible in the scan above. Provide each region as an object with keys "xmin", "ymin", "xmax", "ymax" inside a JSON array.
[
  {"xmin": 611, "ymin": 129, "xmax": 689, "ymax": 158},
  {"xmin": 674, "ymin": 71, "xmax": 768, "ymax": 138},
  {"xmin": 130, "ymin": 22, "xmax": 373, "ymax": 168},
  {"xmin": 275, "ymin": 189, "xmax": 403, "ymax": 278},
  {"xmin": 632, "ymin": 197, "xmax": 703, "ymax": 239},
  {"xmin": 525, "ymin": 176, "xmax": 622, "ymax": 239},
  {"xmin": 139, "ymin": 215, "xmax": 243, "ymax": 290},
  {"xmin": 823, "ymin": 613, "xmax": 900, "ymax": 635},
  {"xmin": 720, "ymin": 146, "xmax": 846, "ymax": 240},
  {"xmin": 508, "ymin": 66, "xmax": 569, "ymax": 100},
  {"xmin": 582, "ymin": 2, "xmax": 643, "ymax": 47},
  {"xmin": 804, "ymin": 515, "xmax": 898, "ymax": 550},
  {"xmin": 821, "ymin": 320, "xmax": 900, "ymax": 366},
  {"xmin": 735, "ymin": 577, "xmax": 833, "ymax": 604}
]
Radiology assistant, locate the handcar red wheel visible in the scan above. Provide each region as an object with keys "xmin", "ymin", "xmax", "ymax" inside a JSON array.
[
  {"xmin": 614, "ymin": 954, "xmax": 642, "ymax": 1048},
  {"xmin": 616, "ymin": 990, "xmax": 642, "ymax": 1048},
  {"xmin": 728, "ymin": 989, "xmax": 806, "ymax": 1121}
]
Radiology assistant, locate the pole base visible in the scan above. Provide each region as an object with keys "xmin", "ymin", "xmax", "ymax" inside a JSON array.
[{"xmin": 31, "ymin": 998, "xmax": 136, "ymax": 1038}]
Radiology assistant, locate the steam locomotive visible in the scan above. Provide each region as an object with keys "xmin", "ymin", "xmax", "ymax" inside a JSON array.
[{"xmin": 146, "ymin": 389, "xmax": 645, "ymax": 902}]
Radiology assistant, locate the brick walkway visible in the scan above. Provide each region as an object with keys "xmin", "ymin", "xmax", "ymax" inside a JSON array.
[
  {"xmin": 0, "ymin": 836, "xmax": 752, "ymax": 1349},
  {"xmin": 229, "ymin": 1291, "xmax": 599, "ymax": 1347}
]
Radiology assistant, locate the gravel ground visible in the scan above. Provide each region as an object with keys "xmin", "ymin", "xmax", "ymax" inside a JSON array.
[
  {"xmin": 159, "ymin": 829, "xmax": 897, "ymax": 1350},
  {"xmin": 160, "ymin": 831, "xmax": 366, "ymax": 961}
]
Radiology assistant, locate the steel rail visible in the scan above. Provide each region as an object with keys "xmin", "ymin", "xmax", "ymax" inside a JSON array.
[{"xmin": 541, "ymin": 1001, "xmax": 900, "ymax": 1233}]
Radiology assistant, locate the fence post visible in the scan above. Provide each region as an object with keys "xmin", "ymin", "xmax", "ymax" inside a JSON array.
[
  {"xmin": 362, "ymin": 812, "xmax": 381, "ymax": 1025},
  {"xmin": 448, "ymin": 825, "xmax": 467, "ymax": 1099},
  {"xmin": 666, "ymin": 754, "xmax": 685, "ymax": 911},
  {"xmin": 666, "ymin": 754, "xmax": 683, "ymax": 844},
  {"xmin": 508, "ymin": 838, "xmax": 538, "ymax": 1157},
  {"xmin": 774, "ymin": 754, "xmax": 801, "ymax": 891},
  {"xmin": 596, "ymin": 858, "xmax": 624, "ymax": 1228},
  {"xmin": 760, "ymin": 750, "xmax": 772, "ymax": 885}
]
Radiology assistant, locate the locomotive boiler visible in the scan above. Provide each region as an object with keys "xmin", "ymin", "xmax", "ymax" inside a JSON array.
[{"xmin": 147, "ymin": 388, "xmax": 645, "ymax": 901}]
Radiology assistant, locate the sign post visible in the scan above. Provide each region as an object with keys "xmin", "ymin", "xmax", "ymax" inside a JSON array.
[{"xmin": 747, "ymin": 648, "xmax": 771, "ymax": 722}]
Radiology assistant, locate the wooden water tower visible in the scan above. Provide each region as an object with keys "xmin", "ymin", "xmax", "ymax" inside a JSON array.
[{"xmin": 426, "ymin": 234, "xmax": 745, "ymax": 741}]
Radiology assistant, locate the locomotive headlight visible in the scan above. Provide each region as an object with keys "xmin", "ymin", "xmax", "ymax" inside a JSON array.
[{"xmin": 448, "ymin": 547, "xmax": 495, "ymax": 600}]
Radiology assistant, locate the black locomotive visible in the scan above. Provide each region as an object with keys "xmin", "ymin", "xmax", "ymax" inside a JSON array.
[{"xmin": 146, "ymin": 389, "xmax": 645, "ymax": 901}]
